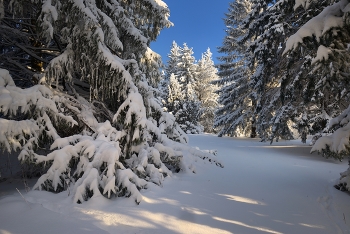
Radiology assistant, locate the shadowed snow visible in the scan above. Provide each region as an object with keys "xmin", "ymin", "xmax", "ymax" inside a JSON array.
[{"xmin": 0, "ymin": 134, "xmax": 349, "ymax": 233}]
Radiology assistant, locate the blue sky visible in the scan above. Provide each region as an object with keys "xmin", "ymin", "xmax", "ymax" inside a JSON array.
[{"xmin": 150, "ymin": 0, "xmax": 232, "ymax": 65}]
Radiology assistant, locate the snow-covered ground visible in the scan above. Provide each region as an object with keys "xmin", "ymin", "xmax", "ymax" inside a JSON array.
[{"xmin": 0, "ymin": 134, "xmax": 349, "ymax": 234}]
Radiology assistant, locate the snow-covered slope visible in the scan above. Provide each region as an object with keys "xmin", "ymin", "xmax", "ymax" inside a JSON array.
[{"xmin": 0, "ymin": 134, "xmax": 349, "ymax": 234}]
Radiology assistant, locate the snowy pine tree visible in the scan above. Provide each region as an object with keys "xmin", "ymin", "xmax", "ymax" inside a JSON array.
[
  {"xmin": 165, "ymin": 41, "xmax": 182, "ymax": 81},
  {"xmin": 195, "ymin": 48, "xmax": 219, "ymax": 133},
  {"xmin": 0, "ymin": 0, "xmax": 222, "ymax": 204},
  {"xmin": 167, "ymin": 73, "xmax": 183, "ymax": 113},
  {"xmin": 216, "ymin": 0, "xmax": 328, "ymax": 141},
  {"xmin": 239, "ymin": 0, "xmax": 303, "ymax": 142},
  {"xmin": 284, "ymin": 0, "xmax": 350, "ymax": 192},
  {"xmin": 0, "ymin": 0, "xmax": 60, "ymax": 87},
  {"xmin": 274, "ymin": 0, "xmax": 336, "ymax": 142},
  {"xmin": 178, "ymin": 43, "xmax": 197, "ymax": 100},
  {"xmin": 311, "ymin": 104, "xmax": 350, "ymax": 192},
  {"xmin": 158, "ymin": 41, "xmax": 182, "ymax": 107},
  {"xmin": 164, "ymin": 42, "xmax": 203, "ymax": 134},
  {"xmin": 214, "ymin": 0, "xmax": 254, "ymax": 137}
]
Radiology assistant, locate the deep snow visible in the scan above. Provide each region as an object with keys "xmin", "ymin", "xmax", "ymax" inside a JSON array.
[{"xmin": 0, "ymin": 134, "xmax": 349, "ymax": 234}]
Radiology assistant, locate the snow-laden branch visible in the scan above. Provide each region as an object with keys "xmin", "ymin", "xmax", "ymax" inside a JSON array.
[
  {"xmin": 311, "ymin": 104, "xmax": 350, "ymax": 191},
  {"xmin": 1, "ymin": 0, "xmax": 223, "ymax": 204},
  {"xmin": 284, "ymin": 0, "xmax": 349, "ymax": 54},
  {"xmin": 0, "ymin": 69, "xmax": 77, "ymax": 155}
]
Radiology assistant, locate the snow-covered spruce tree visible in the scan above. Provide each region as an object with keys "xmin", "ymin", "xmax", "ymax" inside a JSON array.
[
  {"xmin": 162, "ymin": 41, "xmax": 183, "ymax": 112},
  {"xmin": 0, "ymin": 0, "xmax": 61, "ymax": 88},
  {"xmin": 217, "ymin": 0, "xmax": 322, "ymax": 142},
  {"xmin": 195, "ymin": 48, "xmax": 219, "ymax": 133},
  {"xmin": 158, "ymin": 41, "xmax": 184, "ymax": 109},
  {"xmin": 214, "ymin": 0, "xmax": 254, "ymax": 137},
  {"xmin": 274, "ymin": 0, "xmax": 342, "ymax": 143},
  {"xmin": 237, "ymin": 0, "xmax": 305, "ymax": 142},
  {"xmin": 167, "ymin": 73, "xmax": 183, "ymax": 113},
  {"xmin": 165, "ymin": 42, "xmax": 203, "ymax": 134},
  {"xmin": 1, "ymin": 0, "xmax": 222, "ymax": 204},
  {"xmin": 178, "ymin": 43, "xmax": 197, "ymax": 100},
  {"xmin": 0, "ymin": 68, "xmax": 80, "ymax": 173},
  {"xmin": 165, "ymin": 41, "xmax": 182, "ymax": 82},
  {"xmin": 215, "ymin": 0, "xmax": 329, "ymax": 141},
  {"xmin": 284, "ymin": 0, "xmax": 350, "ymax": 192},
  {"xmin": 311, "ymin": 105, "xmax": 350, "ymax": 191}
]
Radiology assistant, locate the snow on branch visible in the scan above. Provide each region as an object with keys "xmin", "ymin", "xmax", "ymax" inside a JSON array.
[
  {"xmin": 311, "ymin": 104, "xmax": 350, "ymax": 161},
  {"xmin": 311, "ymin": 104, "xmax": 350, "ymax": 191},
  {"xmin": 0, "ymin": 69, "xmax": 77, "ymax": 156},
  {"xmin": 311, "ymin": 122, "xmax": 350, "ymax": 158},
  {"xmin": 1, "ymin": 0, "xmax": 223, "ymax": 205},
  {"xmin": 32, "ymin": 108, "xmax": 221, "ymax": 204},
  {"xmin": 284, "ymin": 0, "xmax": 349, "ymax": 54},
  {"xmin": 294, "ymin": 0, "xmax": 314, "ymax": 10},
  {"xmin": 311, "ymin": 45, "xmax": 332, "ymax": 65}
]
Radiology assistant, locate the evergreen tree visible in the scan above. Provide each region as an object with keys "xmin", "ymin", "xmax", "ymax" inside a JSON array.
[
  {"xmin": 178, "ymin": 43, "xmax": 197, "ymax": 99},
  {"xmin": 282, "ymin": 0, "xmax": 349, "ymax": 136},
  {"xmin": 239, "ymin": 0, "xmax": 302, "ymax": 142},
  {"xmin": 173, "ymin": 99, "xmax": 203, "ymax": 134},
  {"xmin": 269, "ymin": 0, "xmax": 334, "ymax": 143},
  {"xmin": 216, "ymin": 0, "xmax": 326, "ymax": 141},
  {"xmin": 0, "ymin": 0, "xmax": 222, "ymax": 204},
  {"xmin": 161, "ymin": 41, "xmax": 182, "ymax": 111},
  {"xmin": 311, "ymin": 103, "xmax": 350, "ymax": 192},
  {"xmin": 167, "ymin": 73, "xmax": 183, "ymax": 112},
  {"xmin": 0, "ymin": 0, "xmax": 60, "ymax": 87},
  {"xmin": 286, "ymin": 0, "xmax": 350, "ymax": 191},
  {"xmin": 165, "ymin": 41, "xmax": 182, "ymax": 81},
  {"xmin": 243, "ymin": 0, "xmax": 340, "ymax": 143},
  {"xmin": 195, "ymin": 48, "xmax": 219, "ymax": 133},
  {"xmin": 217, "ymin": 0, "xmax": 350, "ymax": 189},
  {"xmin": 214, "ymin": 0, "xmax": 254, "ymax": 137},
  {"xmin": 164, "ymin": 42, "xmax": 203, "ymax": 134}
]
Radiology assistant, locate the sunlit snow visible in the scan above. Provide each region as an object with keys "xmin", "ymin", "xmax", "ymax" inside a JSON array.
[{"xmin": 0, "ymin": 134, "xmax": 349, "ymax": 233}]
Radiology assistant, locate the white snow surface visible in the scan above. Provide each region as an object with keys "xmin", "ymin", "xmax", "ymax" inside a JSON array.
[{"xmin": 1, "ymin": 134, "xmax": 349, "ymax": 234}]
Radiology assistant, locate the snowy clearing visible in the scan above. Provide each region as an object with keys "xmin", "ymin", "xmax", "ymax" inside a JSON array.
[{"xmin": 0, "ymin": 134, "xmax": 349, "ymax": 234}]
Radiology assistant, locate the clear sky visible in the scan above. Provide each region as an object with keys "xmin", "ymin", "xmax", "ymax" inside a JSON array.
[{"xmin": 150, "ymin": 0, "xmax": 232, "ymax": 65}]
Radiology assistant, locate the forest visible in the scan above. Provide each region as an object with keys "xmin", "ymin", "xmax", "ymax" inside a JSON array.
[{"xmin": 0, "ymin": 0, "xmax": 350, "ymax": 205}]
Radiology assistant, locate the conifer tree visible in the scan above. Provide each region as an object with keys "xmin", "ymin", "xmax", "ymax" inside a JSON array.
[
  {"xmin": 0, "ymin": 0, "xmax": 222, "ymax": 204},
  {"xmin": 195, "ymin": 48, "xmax": 219, "ymax": 133},
  {"xmin": 158, "ymin": 41, "xmax": 182, "ymax": 107},
  {"xmin": 239, "ymin": 0, "xmax": 302, "ymax": 142},
  {"xmin": 214, "ymin": 0, "xmax": 254, "ymax": 137},
  {"xmin": 268, "ymin": 0, "xmax": 333, "ymax": 143},
  {"xmin": 216, "ymin": 0, "xmax": 324, "ymax": 141},
  {"xmin": 285, "ymin": 0, "xmax": 350, "ymax": 191},
  {"xmin": 311, "ymin": 105, "xmax": 350, "ymax": 192},
  {"xmin": 165, "ymin": 41, "xmax": 182, "ymax": 81},
  {"xmin": 0, "ymin": 0, "xmax": 60, "ymax": 87},
  {"xmin": 167, "ymin": 73, "xmax": 183, "ymax": 112},
  {"xmin": 164, "ymin": 42, "xmax": 203, "ymax": 134},
  {"xmin": 284, "ymin": 1, "xmax": 349, "ymax": 139},
  {"xmin": 178, "ymin": 43, "xmax": 197, "ymax": 99}
]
